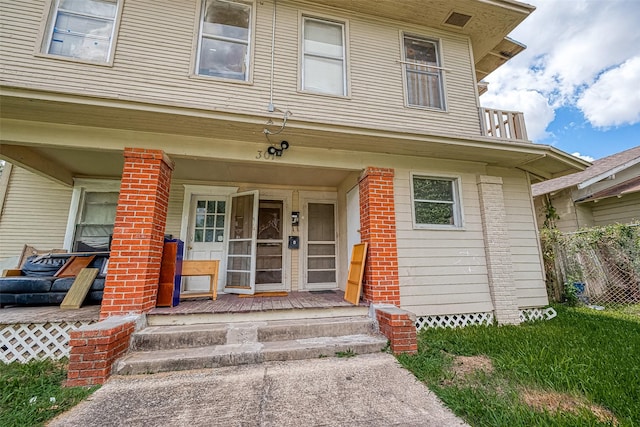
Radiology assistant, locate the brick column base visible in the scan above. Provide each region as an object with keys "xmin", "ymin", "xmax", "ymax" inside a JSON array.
[
  {"xmin": 375, "ymin": 305, "xmax": 417, "ymax": 354},
  {"xmin": 66, "ymin": 316, "xmax": 137, "ymax": 387}
]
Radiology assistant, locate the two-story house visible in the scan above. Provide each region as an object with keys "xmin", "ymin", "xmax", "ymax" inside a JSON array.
[{"xmin": 1, "ymin": 0, "xmax": 587, "ymax": 341}]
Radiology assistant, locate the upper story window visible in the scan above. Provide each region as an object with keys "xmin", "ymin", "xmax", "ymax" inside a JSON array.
[
  {"xmin": 196, "ymin": 0, "xmax": 252, "ymax": 81},
  {"xmin": 43, "ymin": 0, "xmax": 121, "ymax": 63},
  {"xmin": 412, "ymin": 175, "xmax": 462, "ymax": 228},
  {"xmin": 302, "ymin": 17, "xmax": 347, "ymax": 96},
  {"xmin": 402, "ymin": 35, "xmax": 445, "ymax": 110}
]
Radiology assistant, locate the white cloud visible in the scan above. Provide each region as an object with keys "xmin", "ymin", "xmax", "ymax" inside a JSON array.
[
  {"xmin": 577, "ymin": 56, "xmax": 640, "ymax": 128},
  {"xmin": 571, "ymin": 152, "xmax": 595, "ymax": 162},
  {"xmin": 481, "ymin": 0, "xmax": 640, "ymax": 140}
]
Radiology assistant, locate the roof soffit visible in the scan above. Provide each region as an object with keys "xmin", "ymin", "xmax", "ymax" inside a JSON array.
[{"xmin": 303, "ymin": 0, "xmax": 535, "ymax": 79}]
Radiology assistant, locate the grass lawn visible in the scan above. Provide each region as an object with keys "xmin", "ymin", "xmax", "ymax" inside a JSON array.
[
  {"xmin": 0, "ymin": 359, "xmax": 98, "ymax": 427},
  {"xmin": 398, "ymin": 305, "xmax": 640, "ymax": 427}
]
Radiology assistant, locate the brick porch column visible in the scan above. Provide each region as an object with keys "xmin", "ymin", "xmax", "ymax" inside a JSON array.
[
  {"xmin": 358, "ymin": 167, "xmax": 400, "ymax": 306},
  {"xmin": 100, "ymin": 148, "xmax": 174, "ymax": 319},
  {"xmin": 477, "ymin": 175, "xmax": 521, "ymax": 325}
]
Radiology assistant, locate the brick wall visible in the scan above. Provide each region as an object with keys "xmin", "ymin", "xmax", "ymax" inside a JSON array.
[
  {"xmin": 375, "ymin": 305, "xmax": 417, "ymax": 354},
  {"xmin": 358, "ymin": 167, "xmax": 400, "ymax": 305},
  {"xmin": 66, "ymin": 317, "xmax": 136, "ymax": 386},
  {"xmin": 477, "ymin": 175, "xmax": 521, "ymax": 325},
  {"xmin": 100, "ymin": 148, "xmax": 174, "ymax": 319}
]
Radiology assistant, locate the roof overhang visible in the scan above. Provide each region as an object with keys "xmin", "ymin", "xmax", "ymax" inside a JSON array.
[
  {"xmin": 307, "ymin": 0, "xmax": 535, "ymax": 81},
  {"xmin": 575, "ymin": 176, "xmax": 640, "ymax": 203}
]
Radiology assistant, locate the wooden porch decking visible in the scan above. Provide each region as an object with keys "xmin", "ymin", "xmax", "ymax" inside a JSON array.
[
  {"xmin": 0, "ymin": 291, "xmax": 364, "ymax": 324},
  {"xmin": 150, "ymin": 290, "xmax": 366, "ymax": 316}
]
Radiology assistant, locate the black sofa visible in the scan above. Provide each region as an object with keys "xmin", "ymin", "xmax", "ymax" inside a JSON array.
[{"xmin": 0, "ymin": 255, "xmax": 108, "ymax": 307}]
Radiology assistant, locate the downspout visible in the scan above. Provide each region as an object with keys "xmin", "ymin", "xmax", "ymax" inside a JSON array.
[{"xmin": 268, "ymin": 0, "xmax": 277, "ymax": 112}]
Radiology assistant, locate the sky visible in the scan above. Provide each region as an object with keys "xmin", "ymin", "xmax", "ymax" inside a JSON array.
[{"xmin": 480, "ymin": 0, "xmax": 640, "ymax": 162}]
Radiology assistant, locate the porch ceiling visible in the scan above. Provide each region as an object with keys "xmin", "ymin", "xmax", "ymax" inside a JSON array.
[{"xmin": 0, "ymin": 144, "xmax": 355, "ymax": 187}]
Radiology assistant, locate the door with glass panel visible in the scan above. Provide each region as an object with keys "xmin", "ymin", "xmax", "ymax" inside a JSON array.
[
  {"xmin": 255, "ymin": 200, "xmax": 285, "ymax": 291},
  {"xmin": 185, "ymin": 196, "xmax": 227, "ymax": 294},
  {"xmin": 224, "ymin": 191, "xmax": 258, "ymax": 294},
  {"xmin": 304, "ymin": 202, "xmax": 338, "ymax": 290}
]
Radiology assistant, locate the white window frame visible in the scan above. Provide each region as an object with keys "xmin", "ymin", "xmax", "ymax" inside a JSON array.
[
  {"xmin": 301, "ymin": 16, "xmax": 348, "ymax": 97},
  {"xmin": 410, "ymin": 174, "xmax": 463, "ymax": 229},
  {"xmin": 401, "ymin": 33, "xmax": 446, "ymax": 111},
  {"xmin": 195, "ymin": 0, "xmax": 254, "ymax": 82},
  {"xmin": 40, "ymin": 0, "xmax": 123, "ymax": 65},
  {"xmin": 64, "ymin": 179, "xmax": 120, "ymax": 251}
]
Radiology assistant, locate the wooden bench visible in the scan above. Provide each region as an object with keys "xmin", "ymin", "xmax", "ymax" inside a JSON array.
[{"xmin": 180, "ymin": 260, "xmax": 219, "ymax": 301}]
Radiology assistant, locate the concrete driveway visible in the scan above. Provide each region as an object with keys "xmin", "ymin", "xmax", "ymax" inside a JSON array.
[{"xmin": 48, "ymin": 353, "xmax": 468, "ymax": 427}]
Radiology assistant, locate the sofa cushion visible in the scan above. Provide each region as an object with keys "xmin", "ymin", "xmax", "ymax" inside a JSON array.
[
  {"xmin": 6, "ymin": 291, "xmax": 103, "ymax": 306},
  {"xmin": 51, "ymin": 277, "xmax": 105, "ymax": 292},
  {"xmin": 0, "ymin": 277, "xmax": 55, "ymax": 293},
  {"xmin": 21, "ymin": 256, "xmax": 66, "ymax": 277},
  {"xmin": 0, "ymin": 293, "xmax": 17, "ymax": 305}
]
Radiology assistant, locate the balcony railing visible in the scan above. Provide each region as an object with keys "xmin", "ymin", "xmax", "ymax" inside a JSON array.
[{"xmin": 480, "ymin": 108, "xmax": 529, "ymax": 142}]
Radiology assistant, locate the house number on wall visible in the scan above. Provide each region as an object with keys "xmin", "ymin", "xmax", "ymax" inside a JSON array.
[{"xmin": 255, "ymin": 150, "xmax": 276, "ymax": 160}]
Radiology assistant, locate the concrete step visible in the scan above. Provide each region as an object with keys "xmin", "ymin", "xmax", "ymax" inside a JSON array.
[
  {"xmin": 115, "ymin": 334, "xmax": 388, "ymax": 375},
  {"xmin": 131, "ymin": 316, "xmax": 376, "ymax": 351}
]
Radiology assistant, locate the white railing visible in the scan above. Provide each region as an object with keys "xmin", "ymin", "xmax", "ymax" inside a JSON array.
[{"xmin": 480, "ymin": 107, "xmax": 529, "ymax": 141}]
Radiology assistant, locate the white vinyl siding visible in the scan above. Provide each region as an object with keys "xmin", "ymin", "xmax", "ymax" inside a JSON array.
[
  {"xmin": 592, "ymin": 192, "xmax": 640, "ymax": 226},
  {"xmin": 196, "ymin": 0, "xmax": 253, "ymax": 80},
  {"xmin": 395, "ymin": 165, "xmax": 494, "ymax": 316},
  {"xmin": 42, "ymin": 0, "xmax": 121, "ymax": 63},
  {"xmin": 302, "ymin": 16, "xmax": 347, "ymax": 96},
  {"xmin": 492, "ymin": 167, "xmax": 548, "ymax": 308},
  {"xmin": 0, "ymin": 167, "xmax": 72, "ymax": 259},
  {"xmin": 1, "ymin": 1, "xmax": 481, "ymax": 138}
]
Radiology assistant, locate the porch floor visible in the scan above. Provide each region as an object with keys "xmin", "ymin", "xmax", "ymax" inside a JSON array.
[
  {"xmin": 149, "ymin": 290, "xmax": 366, "ymax": 316},
  {"xmin": 0, "ymin": 304, "xmax": 101, "ymax": 324}
]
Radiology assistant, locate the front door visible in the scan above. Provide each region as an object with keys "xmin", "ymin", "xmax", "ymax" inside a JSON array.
[
  {"xmin": 225, "ymin": 191, "xmax": 259, "ymax": 294},
  {"xmin": 256, "ymin": 200, "xmax": 286, "ymax": 291},
  {"xmin": 303, "ymin": 202, "xmax": 338, "ymax": 290},
  {"xmin": 184, "ymin": 195, "xmax": 227, "ymax": 294}
]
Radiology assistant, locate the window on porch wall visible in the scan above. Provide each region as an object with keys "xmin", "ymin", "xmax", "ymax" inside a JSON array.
[{"xmin": 73, "ymin": 191, "xmax": 118, "ymax": 252}]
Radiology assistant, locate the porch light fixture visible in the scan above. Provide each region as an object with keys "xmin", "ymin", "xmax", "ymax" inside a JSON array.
[{"xmin": 267, "ymin": 140, "xmax": 289, "ymax": 157}]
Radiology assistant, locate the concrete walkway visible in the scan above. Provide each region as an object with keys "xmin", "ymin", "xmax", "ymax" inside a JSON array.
[{"xmin": 49, "ymin": 353, "xmax": 468, "ymax": 427}]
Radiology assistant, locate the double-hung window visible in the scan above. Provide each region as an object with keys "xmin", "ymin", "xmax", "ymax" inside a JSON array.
[
  {"xmin": 402, "ymin": 35, "xmax": 445, "ymax": 109},
  {"xmin": 412, "ymin": 176, "xmax": 462, "ymax": 228},
  {"xmin": 302, "ymin": 17, "xmax": 347, "ymax": 96},
  {"xmin": 73, "ymin": 191, "xmax": 118, "ymax": 251},
  {"xmin": 197, "ymin": 0, "xmax": 252, "ymax": 81},
  {"xmin": 43, "ymin": 0, "xmax": 121, "ymax": 63}
]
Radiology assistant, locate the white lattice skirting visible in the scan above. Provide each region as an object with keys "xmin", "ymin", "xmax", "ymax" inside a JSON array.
[
  {"xmin": 520, "ymin": 307, "xmax": 557, "ymax": 322},
  {"xmin": 1, "ymin": 321, "xmax": 95, "ymax": 363},
  {"xmin": 416, "ymin": 307, "xmax": 557, "ymax": 330},
  {"xmin": 416, "ymin": 312, "xmax": 494, "ymax": 330}
]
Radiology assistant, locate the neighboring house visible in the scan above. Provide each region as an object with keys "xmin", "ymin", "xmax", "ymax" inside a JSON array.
[
  {"xmin": 532, "ymin": 146, "xmax": 640, "ymax": 232},
  {"xmin": 0, "ymin": 0, "xmax": 588, "ymax": 328}
]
